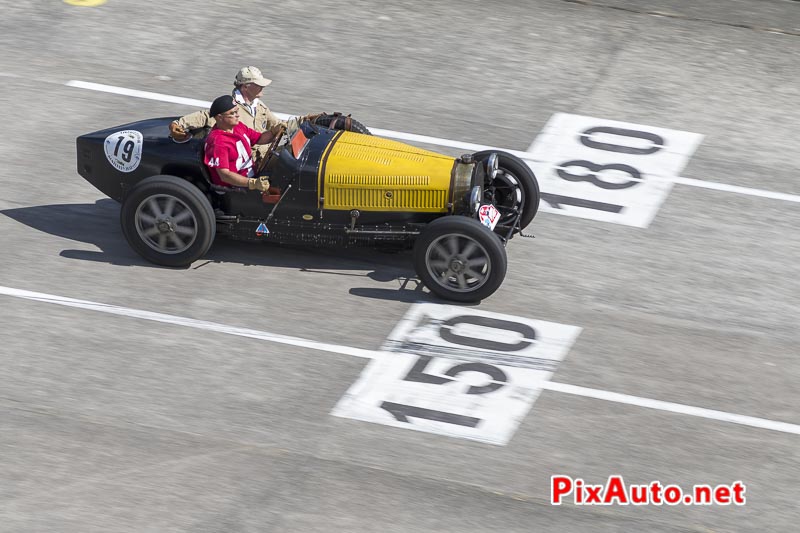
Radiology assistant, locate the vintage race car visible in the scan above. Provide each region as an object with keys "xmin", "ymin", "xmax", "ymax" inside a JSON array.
[{"xmin": 76, "ymin": 113, "xmax": 540, "ymax": 301}]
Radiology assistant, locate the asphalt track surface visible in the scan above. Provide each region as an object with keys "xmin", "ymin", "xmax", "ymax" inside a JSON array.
[{"xmin": 1, "ymin": 1, "xmax": 799, "ymax": 532}]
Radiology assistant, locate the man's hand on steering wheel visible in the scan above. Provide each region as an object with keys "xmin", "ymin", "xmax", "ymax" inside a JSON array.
[
  {"xmin": 267, "ymin": 124, "xmax": 286, "ymax": 153},
  {"xmin": 269, "ymin": 123, "xmax": 285, "ymax": 137},
  {"xmin": 255, "ymin": 124, "xmax": 286, "ymax": 174}
]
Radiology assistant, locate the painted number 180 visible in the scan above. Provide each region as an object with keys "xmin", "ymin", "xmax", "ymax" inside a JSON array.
[{"xmin": 542, "ymin": 126, "xmax": 666, "ymax": 212}]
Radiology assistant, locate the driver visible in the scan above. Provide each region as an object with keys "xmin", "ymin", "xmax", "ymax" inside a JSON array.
[
  {"xmin": 169, "ymin": 66, "xmax": 321, "ymax": 167},
  {"xmin": 203, "ymin": 95, "xmax": 277, "ymax": 192}
]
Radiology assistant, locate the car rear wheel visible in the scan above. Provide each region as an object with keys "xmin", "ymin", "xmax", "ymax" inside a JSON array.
[
  {"xmin": 120, "ymin": 175, "xmax": 215, "ymax": 267},
  {"xmin": 413, "ymin": 216, "xmax": 507, "ymax": 302},
  {"xmin": 474, "ymin": 151, "xmax": 540, "ymax": 234}
]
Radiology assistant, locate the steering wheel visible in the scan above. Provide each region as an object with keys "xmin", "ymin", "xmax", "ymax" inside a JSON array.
[
  {"xmin": 256, "ymin": 125, "xmax": 286, "ymax": 174},
  {"xmin": 268, "ymin": 125, "xmax": 286, "ymax": 154}
]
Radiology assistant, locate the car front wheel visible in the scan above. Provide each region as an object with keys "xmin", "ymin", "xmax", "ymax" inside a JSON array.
[
  {"xmin": 120, "ymin": 175, "xmax": 216, "ymax": 267},
  {"xmin": 413, "ymin": 216, "xmax": 507, "ymax": 302},
  {"xmin": 474, "ymin": 150, "xmax": 540, "ymax": 234}
]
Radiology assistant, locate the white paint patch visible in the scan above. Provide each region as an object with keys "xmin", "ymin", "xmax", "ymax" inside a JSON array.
[
  {"xmin": 332, "ymin": 304, "xmax": 582, "ymax": 445},
  {"xmin": 2, "ymin": 285, "xmax": 799, "ymax": 438},
  {"xmin": 65, "ymin": 80, "xmax": 800, "ymax": 208},
  {"xmin": 527, "ymin": 113, "xmax": 704, "ymax": 227},
  {"xmin": 103, "ymin": 130, "xmax": 142, "ymax": 172},
  {"xmin": 379, "ymin": 304, "xmax": 581, "ymax": 369},
  {"xmin": 63, "ymin": 0, "xmax": 107, "ymax": 6}
]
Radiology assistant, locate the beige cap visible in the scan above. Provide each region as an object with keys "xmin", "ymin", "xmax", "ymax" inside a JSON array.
[{"xmin": 234, "ymin": 66, "xmax": 272, "ymax": 87}]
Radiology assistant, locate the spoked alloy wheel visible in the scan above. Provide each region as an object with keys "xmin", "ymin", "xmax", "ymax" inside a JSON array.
[
  {"xmin": 135, "ymin": 194, "xmax": 198, "ymax": 254},
  {"xmin": 426, "ymin": 234, "xmax": 492, "ymax": 294},
  {"xmin": 414, "ymin": 217, "xmax": 507, "ymax": 302},
  {"xmin": 486, "ymin": 169, "xmax": 525, "ymax": 227},
  {"xmin": 121, "ymin": 175, "xmax": 215, "ymax": 267}
]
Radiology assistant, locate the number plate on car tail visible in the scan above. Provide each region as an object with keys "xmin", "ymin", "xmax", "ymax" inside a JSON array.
[{"xmin": 478, "ymin": 204, "xmax": 501, "ymax": 230}]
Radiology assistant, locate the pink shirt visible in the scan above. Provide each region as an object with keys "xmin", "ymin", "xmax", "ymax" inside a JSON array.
[{"xmin": 204, "ymin": 122, "xmax": 262, "ymax": 186}]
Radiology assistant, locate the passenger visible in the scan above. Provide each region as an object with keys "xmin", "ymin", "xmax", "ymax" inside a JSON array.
[
  {"xmin": 202, "ymin": 95, "xmax": 276, "ymax": 192},
  {"xmin": 169, "ymin": 66, "xmax": 320, "ymax": 166}
]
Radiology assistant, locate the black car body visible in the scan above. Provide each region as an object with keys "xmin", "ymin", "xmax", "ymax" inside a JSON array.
[{"xmin": 76, "ymin": 114, "xmax": 540, "ymax": 301}]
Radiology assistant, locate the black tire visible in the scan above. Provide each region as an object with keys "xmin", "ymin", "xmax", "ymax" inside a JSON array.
[
  {"xmin": 120, "ymin": 175, "xmax": 216, "ymax": 267},
  {"xmin": 312, "ymin": 113, "xmax": 372, "ymax": 135},
  {"xmin": 474, "ymin": 150, "xmax": 540, "ymax": 234},
  {"xmin": 413, "ymin": 216, "xmax": 507, "ymax": 302}
]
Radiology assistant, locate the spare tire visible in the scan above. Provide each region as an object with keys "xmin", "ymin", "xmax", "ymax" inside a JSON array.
[{"xmin": 311, "ymin": 113, "xmax": 371, "ymax": 135}]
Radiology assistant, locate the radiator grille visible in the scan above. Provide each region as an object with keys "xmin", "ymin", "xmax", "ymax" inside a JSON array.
[
  {"xmin": 326, "ymin": 187, "xmax": 448, "ymax": 210},
  {"xmin": 327, "ymin": 175, "xmax": 430, "ymax": 187},
  {"xmin": 331, "ymin": 146, "xmax": 427, "ymax": 164},
  {"xmin": 322, "ymin": 132, "xmax": 456, "ymax": 212}
]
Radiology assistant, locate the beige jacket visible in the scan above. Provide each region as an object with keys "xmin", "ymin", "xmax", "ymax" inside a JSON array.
[{"xmin": 177, "ymin": 91, "xmax": 285, "ymax": 133}]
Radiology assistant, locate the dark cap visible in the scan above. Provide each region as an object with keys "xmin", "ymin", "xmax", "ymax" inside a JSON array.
[{"xmin": 209, "ymin": 95, "xmax": 236, "ymax": 118}]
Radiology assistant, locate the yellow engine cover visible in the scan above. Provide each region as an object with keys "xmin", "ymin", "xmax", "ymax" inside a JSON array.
[{"xmin": 321, "ymin": 132, "xmax": 457, "ymax": 212}]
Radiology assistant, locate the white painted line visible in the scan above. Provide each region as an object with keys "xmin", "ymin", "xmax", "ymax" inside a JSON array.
[
  {"xmin": 64, "ymin": 79, "xmax": 800, "ymax": 205},
  {"xmin": 2, "ymin": 284, "xmax": 799, "ymax": 438},
  {"xmin": 368, "ymin": 127, "xmax": 510, "ymax": 154},
  {"xmin": 672, "ymin": 176, "xmax": 800, "ymax": 203},
  {"xmin": 65, "ymin": 80, "xmax": 213, "ymax": 109},
  {"xmin": 65, "ymin": 80, "xmax": 293, "ymax": 120},
  {"xmin": 0, "ymin": 286, "xmax": 377, "ymax": 360},
  {"xmin": 542, "ymin": 381, "xmax": 800, "ymax": 435}
]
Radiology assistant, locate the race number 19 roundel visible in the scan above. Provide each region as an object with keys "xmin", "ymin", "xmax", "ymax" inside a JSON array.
[{"xmin": 103, "ymin": 130, "xmax": 143, "ymax": 173}]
